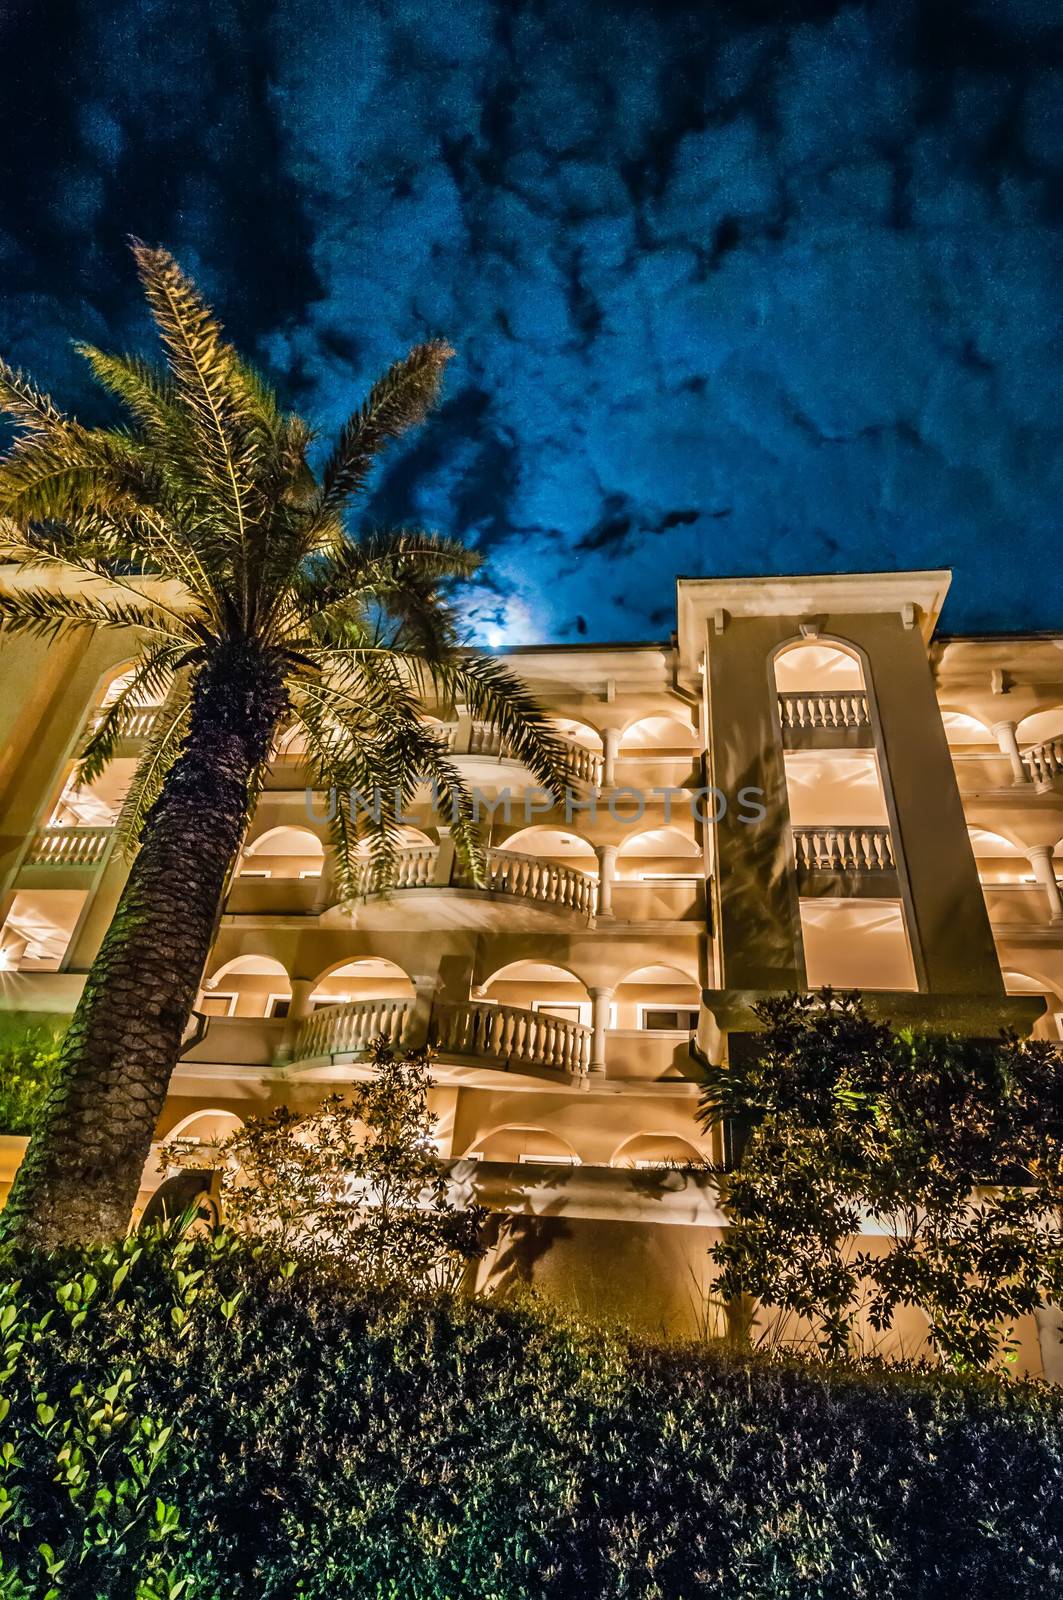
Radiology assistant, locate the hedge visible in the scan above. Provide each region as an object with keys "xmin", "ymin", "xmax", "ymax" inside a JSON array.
[{"xmin": 1, "ymin": 1230, "xmax": 1061, "ymax": 1599}]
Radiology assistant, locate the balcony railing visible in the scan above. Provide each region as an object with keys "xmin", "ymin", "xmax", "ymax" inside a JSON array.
[
  {"xmin": 353, "ymin": 844, "xmax": 439, "ymax": 894},
  {"xmin": 1022, "ymin": 736, "xmax": 1063, "ymax": 785},
  {"xmin": 474, "ymin": 850, "xmax": 597, "ymax": 917},
  {"xmin": 294, "ymin": 997, "xmax": 413, "ymax": 1060},
  {"xmin": 295, "ymin": 995, "xmax": 591, "ymax": 1077},
  {"xmin": 432, "ymin": 999, "xmax": 590, "ymax": 1076},
  {"xmin": 440, "ymin": 722, "xmax": 603, "ymax": 784},
  {"xmin": 26, "ymin": 825, "xmax": 113, "ymax": 868},
  {"xmin": 778, "ymin": 693, "xmax": 870, "ymax": 733},
  {"xmin": 87, "ymin": 706, "xmax": 161, "ymax": 739},
  {"xmin": 792, "ymin": 826, "xmax": 896, "ymax": 874},
  {"xmin": 347, "ymin": 844, "xmax": 596, "ymax": 917}
]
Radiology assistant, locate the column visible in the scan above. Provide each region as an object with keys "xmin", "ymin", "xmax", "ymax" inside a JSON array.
[
  {"xmin": 594, "ymin": 842, "xmax": 617, "ymax": 918},
  {"xmin": 588, "ymin": 985, "xmax": 614, "ymax": 1074},
  {"xmin": 992, "ymin": 720, "xmax": 1030, "ymax": 786},
  {"xmin": 278, "ymin": 977, "xmax": 317, "ymax": 1061},
  {"xmin": 1028, "ymin": 844, "xmax": 1063, "ymax": 922},
  {"xmin": 601, "ymin": 727, "xmax": 621, "ymax": 788}
]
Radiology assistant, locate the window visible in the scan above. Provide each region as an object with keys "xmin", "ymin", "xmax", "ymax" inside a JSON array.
[
  {"xmin": 638, "ymin": 1006, "xmax": 699, "ymax": 1032},
  {"xmin": 517, "ymin": 1152, "xmax": 580, "ymax": 1165},
  {"xmin": 199, "ymin": 992, "xmax": 237, "ymax": 1018},
  {"xmin": 532, "ymin": 1000, "xmax": 589, "ymax": 1026},
  {"xmin": 265, "ymin": 994, "xmax": 291, "ymax": 1019},
  {"xmin": 298, "ymin": 869, "xmax": 322, "ymax": 879},
  {"xmin": 637, "ymin": 872, "xmax": 701, "ymax": 882},
  {"xmin": 239, "ymin": 869, "xmax": 272, "ymax": 879}
]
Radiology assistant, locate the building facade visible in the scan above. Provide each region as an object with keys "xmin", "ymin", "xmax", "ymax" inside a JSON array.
[{"xmin": 1, "ymin": 567, "xmax": 1061, "ymax": 1367}]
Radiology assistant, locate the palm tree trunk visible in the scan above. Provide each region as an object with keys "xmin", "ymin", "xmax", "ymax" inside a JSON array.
[{"xmin": 0, "ymin": 644, "xmax": 288, "ymax": 1250}]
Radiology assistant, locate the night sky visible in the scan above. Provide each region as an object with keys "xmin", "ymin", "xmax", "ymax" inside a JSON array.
[{"xmin": 1, "ymin": 0, "xmax": 1061, "ymax": 644}]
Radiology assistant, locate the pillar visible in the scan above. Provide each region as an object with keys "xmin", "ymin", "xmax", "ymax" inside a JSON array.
[
  {"xmin": 588, "ymin": 985, "xmax": 614, "ymax": 1074},
  {"xmin": 594, "ymin": 842, "xmax": 617, "ymax": 918},
  {"xmin": 992, "ymin": 720, "xmax": 1029, "ymax": 786},
  {"xmin": 602, "ymin": 727, "xmax": 621, "ymax": 788},
  {"xmin": 1027, "ymin": 845, "xmax": 1063, "ymax": 922}
]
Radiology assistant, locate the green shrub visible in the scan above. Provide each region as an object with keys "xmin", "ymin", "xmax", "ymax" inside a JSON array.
[
  {"xmin": 1, "ymin": 1230, "xmax": 1061, "ymax": 1598},
  {"xmin": 0, "ymin": 1015, "xmax": 64, "ymax": 1136}
]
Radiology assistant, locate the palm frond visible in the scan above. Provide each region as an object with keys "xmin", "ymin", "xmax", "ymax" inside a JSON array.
[
  {"xmin": 0, "ymin": 359, "xmax": 68, "ymax": 436},
  {"xmin": 75, "ymin": 345, "xmax": 183, "ymax": 438},
  {"xmin": 114, "ymin": 681, "xmax": 192, "ymax": 855},
  {"xmin": 318, "ymin": 342, "xmax": 454, "ymax": 513},
  {"xmin": 75, "ymin": 644, "xmax": 187, "ymax": 785},
  {"xmin": 0, "ymin": 586, "xmax": 186, "ymax": 642}
]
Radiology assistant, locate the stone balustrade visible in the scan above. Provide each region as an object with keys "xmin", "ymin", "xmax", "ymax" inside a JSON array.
[
  {"xmin": 353, "ymin": 843, "xmax": 439, "ymax": 894},
  {"xmin": 477, "ymin": 849, "xmax": 597, "ymax": 916},
  {"xmin": 432, "ymin": 999, "xmax": 591, "ymax": 1076},
  {"xmin": 87, "ymin": 706, "xmax": 161, "ymax": 739},
  {"xmin": 792, "ymin": 826, "xmax": 896, "ymax": 873},
  {"xmin": 294, "ymin": 996, "xmax": 413, "ymax": 1060},
  {"xmin": 439, "ymin": 722, "xmax": 603, "ymax": 783},
  {"xmin": 26, "ymin": 825, "xmax": 113, "ymax": 868},
  {"xmin": 1022, "ymin": 736, "xmax": 1063, "ymax": 785},
  {"xmin": 778, "ymin": 692, "xmax": 870, "ymax": 733}
]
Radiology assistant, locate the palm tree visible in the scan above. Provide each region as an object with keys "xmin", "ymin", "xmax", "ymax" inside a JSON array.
[{"xmin": 0, "ymin": 242, "xmax": 567, "ymax": 1250}]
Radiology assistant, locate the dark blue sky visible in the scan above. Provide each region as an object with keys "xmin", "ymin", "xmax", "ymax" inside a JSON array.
[{"xmin": 1, "ymin": 0, "xmax": 1061, "ymax": 643}]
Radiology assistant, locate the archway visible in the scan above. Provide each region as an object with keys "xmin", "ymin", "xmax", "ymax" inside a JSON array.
[
  {"xmin": 464, "ymin": 1125, "xmax": 580, "ymax": 1164},
  {"xmin": 610, "ymin": 1132, "xmax": 703, "ymax": 1168},
  {"xmin": 498, "ymin": 826, "xmax": 597, "ymax": 872},
  {"xmin": 613, "ymin": 963, "xmax": 700, "ymax": 1031},
  {"xmin": 616, "ymin": 825, "xmax": 700, "ymax": 881},
  {"xmin": 940, "ymin": 710, "xmax": 992, "ymax": 745},
  {"xmin": 240, "ymin": 826, "xmax": 325, "ymax": 880},
  {"xmin": 619, "ymin": 714, "xmax": 698, "ymax": 753},
  {"xmin": 201, "ymin": 954, "xmax": 291, "ymax": 1019},
  {"xmin": 552, "ymin": 717, "xmax": 602, "ymax": 750},
  {"xmin": 480, "ymin": 960, "xmax": 591, "ymax": 1025},
  {"xmin": 309, "ymin": 956, "xmax": 415, "ymax": 1009},
  {"xmin": 773, "ymin": 639, "xmax": 865, "ymax": 692}
]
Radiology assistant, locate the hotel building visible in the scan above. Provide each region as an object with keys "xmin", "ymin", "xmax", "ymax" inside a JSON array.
[{"xmin": 1, "ymin": 568, "xmax": 1061, "ymax": 1368}]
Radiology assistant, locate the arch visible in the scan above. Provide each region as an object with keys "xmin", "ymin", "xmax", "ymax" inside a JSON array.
[
  {"xmin": 463, "ymin": 1124, "xmax": 580, "ymax": 1163},
  {"xmin": 166, "ymin": 1108, "xmax": 245, "ymax": 1145},
  {"xmin": 967, "ymin": 826, "xmax": 1024, "ymax": 857},
  {"xmin": 773, "ymin": 638, "xmax": 865, "ymax": 693},
  {"xmin": 1017, "ymin": 707, "xmax": 1063, "ymax": 746},
  {"xmin": 309, "ymin": 955, "xmax": 416, "ymax": 1006},
  {"xmin": 616, "ymin": 825, "xmax": 699, "ymax": 858},
  {"xmin": 613, "ymin": 961, "xmax": 700, "ymax": 990},
  {"xmin": 207, "ymin": 953, "xmax": 290, "ymax": 985},
  {"xmin": 242, "ymin": 825, "xmax": 325, "ymax": 869},
  {"xmin": 552, "ymin": 717, "xmax": 603, "ymax": 749},
  {"xmin": 479, "ymin": 960, "xmax": 591, "ymax": 1023},
  {"xmin": 201, "ymin": 954, "xmax": 291, "ymax": 1019},
  {"xmin": 940, "ymin": 710, "xmax": 992, "ymax": 744},
  {"xmin": 609, "ymin": 1131, "xmax": 704, "ymax": 1168},
  {"xmin": 619, "ymin": 713, "xmax": 698, "ymax": 750},
  {"xmin": 354, "ymin": 824, "xmax": 435, "ymax": 853},
  {"xmin": 498, "ymin": 825, "xmax": 596, "ymax": 864}
]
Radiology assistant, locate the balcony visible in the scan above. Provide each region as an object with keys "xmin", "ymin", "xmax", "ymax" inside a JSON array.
[
  {"xmin": 442, "ymin": 721, "xmax": 603, "ymax": 785},
  {"xmin": 777, "ymin": 692, "xmax": 872, "ymax": 749},
  {"xmin": 792, "ymin": 825, "xmax": 899, "ymax": 896},
  {"xmin": 292, "ymin": 996, "xmax": 591, "ymax": 1079},
  {"xmin": 24, "ymin": 825, "xmax": 113, "ymax": 869},
  {"xmin": 1022, "ymin": 736, "xmax": 1063, "ymax": 788}
]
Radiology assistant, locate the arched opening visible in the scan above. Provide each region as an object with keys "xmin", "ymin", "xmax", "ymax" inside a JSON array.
[
  {"xmin": 1002, "ymin": 970, "xmax": 1062, "ymax": 1042},
  {"xmin": 552, "ymin": 717, "xmax": 602, "ymax": 751},
  {"xmin": 165, "ymin": 1108, "xmax": 244, "ymax": 1146},
  {"xmin": 480, "ymin": 960, "xmax": 591, "ymax": 1026},
  {"xmin": 0, "ymin": 890, "xmax": 87, "ymax": 971},
  {"xmin": 773, "ymin": 640, "xmax": 865, "ymax": 693},
  {"xmin": 619, "ymin": 714, "xmax": 698, "ymax": 754},
  {"xmin": 940, "ymin": 710, "xmax": 992, "ymax": 745},
  {"xmin": 497, "ymin": 826, "xmax": 597, "ymax": 872},
  {"xmin": 616, "ymin": 825, "xmax": 700, "ymax": 882},
  {"xmin": 201, "ymin": 954, "xmax": 291, "ymax": 1020},
  {"xmin": 309, "ymin": 957, "xmax": 415, "ymax": 1010},
  {"xmin": 1017, "ymin": 708, "xmax": 1063, "ymax": 748},
  {"xmin": 464, "ymin": 1124, "xmax": 580, "ymax": 1164},
  {"xmin": 610, "ymin": 1132, "xmax": 703, "ymax": 1169},
  {"xmin": 240, "ymin": 826, "xmax": 326, "ymax": 880},
  {"xmin": 96, "ymin": 661, "xmax": 166, "ymax": 710},
  {"xmin": 968, "ymin": 827, "xmax": 1027, "ymax": 884},
  {"xmin": 48, "ymin": 763, "xmax": 131, "ymax": 827},
  {"xmin": 613, "ymin": 963, "xmax": 700, "ymax": 1032}
]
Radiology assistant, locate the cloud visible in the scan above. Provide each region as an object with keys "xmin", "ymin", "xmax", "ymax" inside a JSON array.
[{"xmin": 0, "ymin": 0, "xmax": 1060, "ymax": 641}]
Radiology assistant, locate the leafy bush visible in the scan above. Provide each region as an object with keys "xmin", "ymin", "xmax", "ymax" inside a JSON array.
[
  {"xmin": 0, "ymin": 1016, "xmax": 63, "ymax": 1135},
  {"xmin": 1, "ymin": 1230, "xmax": 1061, "ymax": 1598},
  {"xmin": 701, "ymin": 990, "xmax": 1063, "ymax": 1367},
  {"xmin": 162, "ymin": 1039, "xmax": 486, "ymax": 1290}
]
